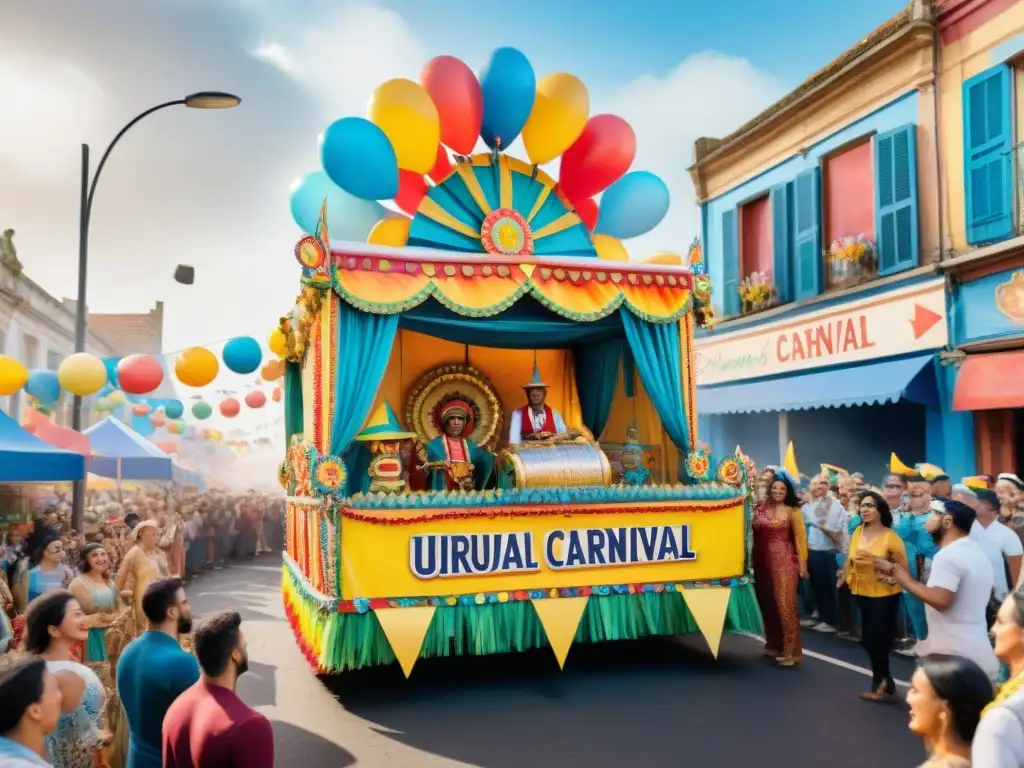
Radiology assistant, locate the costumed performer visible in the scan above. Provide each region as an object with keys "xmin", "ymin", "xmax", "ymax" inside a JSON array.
[
  {"xmin": 752, "ymin": 468, "xmax": 808, "ymax": 667},
  {"xmin": 423, "ymin": 400, "xmax": 494, "ymax": 491},
  {"xmin": 115, "ymin": 521, "xmax": 170, "ymax": 638},
  {"xmin": 353, "ymin": 401, "xmax": 418, "ymax": 494},
  {"xmin": 507, "ymin": 366, "xmax": 572, "ymax": 444}
]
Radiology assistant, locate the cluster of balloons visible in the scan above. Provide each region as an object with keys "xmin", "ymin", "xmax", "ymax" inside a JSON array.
[{"xmin": 290, "ymin": 47, "xmax": 671, "ymax": 257}]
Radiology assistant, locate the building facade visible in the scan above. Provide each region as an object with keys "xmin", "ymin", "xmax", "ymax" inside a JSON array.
[
  {"xmin": 937, "ymin": 0, "xmax": 1024, "ymax": 477},
  {"xmin": 689, "ymin": 1, "xmax": 976, "ymax": 478},
  {"xmin": 0, "ymin": 230, "xmax": 166, "ymax": 426}
]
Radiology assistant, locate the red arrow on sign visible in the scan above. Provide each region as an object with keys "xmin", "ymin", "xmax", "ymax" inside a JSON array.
[{"xmin": 911, "ymin": 304, "xmax": 942, "ymax": 339}]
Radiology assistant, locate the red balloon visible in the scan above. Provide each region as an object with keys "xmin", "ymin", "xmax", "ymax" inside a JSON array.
[
  {"xmin": 117, "ymin": 355, "xmax": 164, "ymax": 395},
  {"xmin": 219, "ymin": 398, "xmax": 240, "ymax": 418},
  {"xmin": 428, "ymin": 145, "xmax": 453, "ymax": 183},
  {"xmin": 245, "ymin": 390, "xmax": 267, "ymax": 409},
  {"xmin": 558, "ymin": 115, "xmax": 636, "ymax": 203},
  {"xmin": 132, "ymin": 404, "xmax": 152, "ymax": 417},
  {"xmin": 395, "ymin": 170, "xmax": 429, "ymax": 215},
  {"xmin": 156, "ymin": 440, "xmax": 177, "ymax": 454},
  {"xmin": 149, "ymin": 412, "xmax": 166, "ymax": 428},
  {"xmin": 575, "ymin": 198, "xmax": 598, "ymax": 231},
  {"xmin": 420, "ymin": 56, "xmax": 483, "ymax": 155}
]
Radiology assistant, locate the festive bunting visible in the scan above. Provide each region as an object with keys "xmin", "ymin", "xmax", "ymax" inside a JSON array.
[
  {"xmin": 373, "ymin": 606, "xmax": 437, "ymax": 678},
  {"xmin": 530, "ymin": 596, "xmax": 589, "ymax": 669}
]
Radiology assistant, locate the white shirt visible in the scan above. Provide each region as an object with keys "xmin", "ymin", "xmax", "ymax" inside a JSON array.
[
  {"xmin": 976, "ymin": 519, "xmax": 1024, "ymax": 600},
  {"xmin": 918, "ymin": 537, "xmax": 1000, "ymax": 680},
  {"xmin": 507, "ymin": 407, "xmax": 567, "ymax": 444},
  {"xmin": 972, "ymin": 690, "xmax": 1024, "ymax": 768},
  {"xmin": 801, "ymin": 495, "xmax": 847, "ymax": 552}
]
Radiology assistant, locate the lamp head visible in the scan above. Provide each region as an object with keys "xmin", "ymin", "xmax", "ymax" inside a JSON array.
[{"xmin": 184, "ymin": 92, "xmax": 241, "ymax": 110}]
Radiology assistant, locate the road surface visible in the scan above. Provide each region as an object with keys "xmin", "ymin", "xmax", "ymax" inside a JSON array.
[{"xmin": 186, "ymin": 558, "xmax": 926, "ymax": 767}]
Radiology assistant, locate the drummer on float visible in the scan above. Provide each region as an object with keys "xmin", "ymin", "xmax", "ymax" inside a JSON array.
[{"xmin": 508, "ymin": 365, "xmax": 576, "ymax": 444}]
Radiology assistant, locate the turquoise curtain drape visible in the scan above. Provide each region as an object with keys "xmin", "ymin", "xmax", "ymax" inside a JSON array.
[
  {"xmin": 622, "ymin": 344, "xmax": 636, "ymax": 398},
  {"xmin": 284, "ymin": 361, "xmax": 304, "ymax": 449},
  {"xmin": 329, "ymin": 301, "xmax": 399, "ymax": 463},
  {"xmin": 572, "ymin": 338, "xmax": 622, "ymax": 439},
  {"xmin": 399, "ymin": 297, "xmax": 621, "ymax": 348},
  {"xmin": 620, "ymin": 313, "xmax": 691, "ymax": 479}
]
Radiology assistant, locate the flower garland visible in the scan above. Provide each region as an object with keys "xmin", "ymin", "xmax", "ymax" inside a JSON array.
[{"xmin": 983, "ymin": 669, "xmax": 1024, "ymax": 718}]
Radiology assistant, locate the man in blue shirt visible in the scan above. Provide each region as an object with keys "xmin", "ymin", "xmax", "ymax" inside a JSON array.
[
  {"xmin": 117, "ymin": 577, "xmax": 199, "ymax": 768},
  {"xmin": 0, "ymin": 654, "xmax": 64, "ymax": 767}
]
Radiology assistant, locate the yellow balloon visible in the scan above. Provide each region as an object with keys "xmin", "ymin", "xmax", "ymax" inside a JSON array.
[
  {"xmin": 368, "ymin": 78, "xmax": 440, "ymax": 174},
  {"xmin": 57, "ymin": 353, "xmax": 107, "ymax": 397},
  {"xmin": 269, "ymin": 328, "xmax": 288, "ymax": 359},
  {"xmin": 644, "ymin": 251, "xmax": 683, "ymax": 265},
  {"xmin": 522, "ymin": 73, "xmax": 590, "ymax": 166},
  {"xmin": 368, "ymin": 217, "xmax": 411, "ymax": 247},
  {"xmin": 0, "ymin": 355, "xmax": 28, "ymax": 396},
  {"xmin": 175, "ymin": 347, "xmax": 219, "ymax": 388},
  {"xmin": 107, "ymin": 390, "xmax": 126, "ymax": 406},
  {"xmin": 593, "ymin": 234, "xmax": 629, "ymax": 262}
]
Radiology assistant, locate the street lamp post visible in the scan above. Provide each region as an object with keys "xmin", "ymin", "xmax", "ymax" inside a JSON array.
[{"xmin": 70, "ymin": 91, "xmax": 240, "ymax": 533}]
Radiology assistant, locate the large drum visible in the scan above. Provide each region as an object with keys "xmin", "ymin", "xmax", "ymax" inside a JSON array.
[{"xmin": 498, "ymin": 439, "xmax": 613, "ymax": 489}]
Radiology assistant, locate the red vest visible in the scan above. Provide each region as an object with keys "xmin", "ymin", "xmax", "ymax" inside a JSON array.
[{"xmin": 518, "ymin": 405, "xmax": 556, "ymax": 437}]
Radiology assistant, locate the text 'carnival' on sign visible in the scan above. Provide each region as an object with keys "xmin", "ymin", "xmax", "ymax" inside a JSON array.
[
  {"xmin": 410, "ymin": 525, "xmax": 697, "ymax": 580},
  {"xmin": 694, "ymin": 278, "xmax": 947, "ymax": 386}
]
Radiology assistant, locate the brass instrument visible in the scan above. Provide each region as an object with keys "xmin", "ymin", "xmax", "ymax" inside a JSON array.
[{"xmin": 498, "ymin": 435, "xmax": 612, "ymax": 489}]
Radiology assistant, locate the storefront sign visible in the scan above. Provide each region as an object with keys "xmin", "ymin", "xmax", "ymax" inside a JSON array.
[
  {"xmin": 695, "ymin": 278, "xmax": 947, "ymax": 385},
  {"xmin": 959, "ymin": 267, "xmax": 1024, "ymax": 344},
  {"xmin": 341, "ymin": 505, "xmax": 744, "ymax": 599}
]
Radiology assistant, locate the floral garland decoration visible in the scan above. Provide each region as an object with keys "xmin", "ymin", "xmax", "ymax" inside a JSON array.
[
  {"xmin": 685, "ymin": 445, "xmax": 713, "ymax": 483},
  {"xmin": 311, "ymin": 453, "xmax": 347, "ymax": 496}
]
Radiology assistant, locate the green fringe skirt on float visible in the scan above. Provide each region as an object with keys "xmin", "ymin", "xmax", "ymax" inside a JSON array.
[{"xmin": 283, "ymin": 562, "xmax": 764, "ymax": 674}]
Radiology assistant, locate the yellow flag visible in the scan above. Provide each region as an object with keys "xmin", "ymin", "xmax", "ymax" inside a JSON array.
[
  {"xmin": 374, "ymin": 606, "xmax": 436, "ymax": 678},
  {"xmin": 531, "ymin": 597, "xmax": 589, "ymax": 669},
  {"xmin": 783, "ymin": 442, "xmax": 799, "ymax": 479},
  {"xmin": 681, "ymin": 587, "xmax": 732, "ymax": 659}
]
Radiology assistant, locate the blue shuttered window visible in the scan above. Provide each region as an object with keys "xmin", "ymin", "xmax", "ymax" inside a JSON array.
[
  {"xmin": 793, "ymin": 168, "xmax": 821, "ymax": 301},
  {"xmin": 874, "ymin": 123, "xmax": 919, "ymax": 275},
  {"xmin": 721, "ymin": 208, "xmax": 739, "ymax": 317},
  {"xmin": 963, "ymin": 65, "xmax": 1014, "ymax": 245},
  {"xmin": 770, "ymin": 182, "xmax": 791, "ymax": 302}
]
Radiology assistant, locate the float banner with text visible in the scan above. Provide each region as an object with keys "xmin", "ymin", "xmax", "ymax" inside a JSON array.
[{"xmin": 340, "ymin": 502, "xmax": 746, "ymax": 600}]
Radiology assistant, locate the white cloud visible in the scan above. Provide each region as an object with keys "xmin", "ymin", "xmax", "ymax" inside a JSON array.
[
  {"xmin": 251, "ymin": 2, "xmax": 428, "ymax": 120},
  {"xmin": 607, "ymin": 52, "xmax": 787, "ymax": 260},
  {"xmin": 0, "ymin": 59, "xmax": 108, "ymax": 181}
]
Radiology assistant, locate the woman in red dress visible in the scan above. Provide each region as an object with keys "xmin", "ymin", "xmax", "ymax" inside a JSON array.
[{"xmin": 753, "ymin": 470, "xmax": 808, "ymax": 667}]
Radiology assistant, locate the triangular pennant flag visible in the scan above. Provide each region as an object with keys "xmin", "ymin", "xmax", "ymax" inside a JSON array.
[
  {"xmin": 374, "ymin": 606, "xmax": 436, "ymax": 678},
  {"xmin": 531, "ymin": 597, "xmax": 589, "ymax": 669},
  {"xmin": 681, "ymin": 587, "xmax": 732, "ymax": 659},
  {"xmin": 520, "ymin": 263, "xmax": 536, "ymax": 278}
]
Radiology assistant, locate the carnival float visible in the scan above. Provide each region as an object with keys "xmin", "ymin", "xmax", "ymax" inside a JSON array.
[{"xmin": 277, "ymin": 47, "xmax": 760, "ymax": 677}]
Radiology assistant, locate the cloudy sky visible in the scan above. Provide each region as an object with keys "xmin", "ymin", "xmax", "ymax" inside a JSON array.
[{"xmin": 2, "ymin": 0, "xmax": 907, "ymax": 358}]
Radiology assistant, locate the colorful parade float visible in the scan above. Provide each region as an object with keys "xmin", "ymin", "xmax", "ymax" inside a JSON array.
[{"xmin": 277, "ymin": 48, "xmax": 761, "ymax": 677}]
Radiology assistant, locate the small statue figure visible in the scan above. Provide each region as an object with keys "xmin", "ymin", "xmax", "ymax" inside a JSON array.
[
  {"xmin": 619, "ymin": 423, "xmax": 650, "ymax": 486},
  {"xmin": 0, "ymin": 229, "xmax": 22, "ymax": 275},
  {"xmin": 354, "ymin": 401, "xmax": 417, "ymax": 494}
]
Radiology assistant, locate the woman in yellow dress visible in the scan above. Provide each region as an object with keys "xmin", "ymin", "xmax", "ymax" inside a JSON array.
[
  {"xmin": 839, "ymin": 489, "xmax": 908, "ymax": 702},
  {"xmin": 115, "ymin": 520, "xmax": 171, "ymax": 638}
]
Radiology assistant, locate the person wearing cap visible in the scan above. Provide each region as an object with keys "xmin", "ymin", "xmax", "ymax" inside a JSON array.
[
  {"xmin": 973, "ymin": 488, "xmax": 1024, "ymax": 602},
  {"xmin": 422, "ymin": 400, "xmax": 494, "ymax": 492},
  {"xmin": 874, "ymin": 499, "xmax": 1000, "ymax": 681},
  {"xmin": 507, "ymin": 365, "xmax": 570, "ymax": 445}
]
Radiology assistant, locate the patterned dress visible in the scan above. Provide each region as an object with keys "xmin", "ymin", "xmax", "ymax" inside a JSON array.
[
  {"xmin": 27, "ymin": 564, "xmax": 74, "ymax": 603},
  {"xmin": 45, "ymin": 660, "xmax": 106, "ymax": 768},
  {"xmin": 752, "ymin": 502, "xmax": 808, "ymax": 662}
]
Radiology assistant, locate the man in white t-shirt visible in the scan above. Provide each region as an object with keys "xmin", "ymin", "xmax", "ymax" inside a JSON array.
[
  {"xmin": 974, "ymin": 489, "xmax": 1023, "ymax": 600},
  {"xmin": 875, "ymin": 499, "xmax": 999, "ymax": 681}
]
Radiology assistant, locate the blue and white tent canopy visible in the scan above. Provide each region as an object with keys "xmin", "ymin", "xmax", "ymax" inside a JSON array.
[
  {"xmin": 84, "ymin": 416, "xmax": 175, "ymax": 481},
  {"xmin": 0, "ymin": 409, "xmax": 85, "ymax": 483}
]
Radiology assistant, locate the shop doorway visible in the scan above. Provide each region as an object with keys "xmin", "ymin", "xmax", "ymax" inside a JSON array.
[{"xmin": 1015, "ymin": 410, "xmax": 1024, "ymax": 478}]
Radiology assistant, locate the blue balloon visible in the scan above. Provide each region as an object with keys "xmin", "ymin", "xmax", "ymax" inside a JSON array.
[
  {"xmin": 480, "ymin": 47, "xmax": 536, "ymax": 150},
  {"xmin": 319, "ymin": 117, "xmax": 398, "ymax": 201},
  {"xmin": 222, "ymin": 336, "xmax": 262, "ymax": 375},
  {"xmin": 164, "ymin": 400, "xmax": 184, "ymax": 420},
  {"xmin": 289, "ymin": 170, "xmax": 387, "ymax": 241},
  {"xmin": 25, "ymin": 369, "xmax": 61, "ymax": 405},
  {"xmin": 594, "ymin": 171, "xmax": 671, "ymax": 240}
]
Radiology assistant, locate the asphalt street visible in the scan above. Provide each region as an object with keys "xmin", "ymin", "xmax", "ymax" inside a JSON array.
[{"xmin": 186, "ymin": 558, "xmax": 926, "ymax": 768}]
